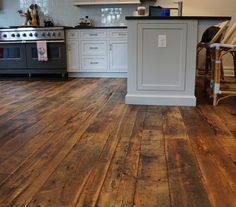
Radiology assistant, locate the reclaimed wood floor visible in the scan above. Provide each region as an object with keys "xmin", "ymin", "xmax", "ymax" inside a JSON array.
[{"xmin": 0, "ymin": 78, "xmax": 236, "ymax": 207}]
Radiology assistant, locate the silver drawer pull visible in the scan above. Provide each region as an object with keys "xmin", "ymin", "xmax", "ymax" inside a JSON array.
[
  {"xmin": 89, "ymin": 47, "xmax": 98, "ymax": 50},
  {"xmin": 90, "ymin": 61, "xmax": 98, "ymax": 64},
  {"xmin": 89, "ymin": 34, "xmax": 98, "ymax": 36}
]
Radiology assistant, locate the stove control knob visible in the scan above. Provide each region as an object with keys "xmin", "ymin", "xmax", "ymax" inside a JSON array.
[
  {"xmin": 34, "ymin": 33, "xmax": 38, "ymax": 37},
  {"xmin": 29, "ymin": 33, "xmax": 33, "ymax": 37},
  {"xmin": 11, "ymin": 34, "xmax": 15, "ymax": 37},
  {"xmin": 23, "ymin": 33, "xmax": 27, "ymax": 37},
  {"xmin": 58, "ymin": 32, "xmax": 61, "ymax": 36},
  {"xmin": 47, "ymin": 32, "xmax": 51, "ymax": 37},
  {"xmin": 52, "ymin": 32, "xmax": 56, "ymax": 36},
  {"xmin": 42, "ymin": 33, "xmax": 45, "ymax": 37},
  {"xmin": 3, "ymin": 34, "xmax": 7, "ymax": 38},
  {"xmin": 17, "ymin": 34, "xmax": 20, "ymax": 38}
]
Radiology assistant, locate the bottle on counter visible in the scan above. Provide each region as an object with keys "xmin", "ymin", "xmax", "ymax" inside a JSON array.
[
  {"xmin": 31, "ymin": 11, "xmax": 38, "ymax": 26},
  {"xmin": 29, "ymin": 4, "xmax": 40, "ymax": 26}
]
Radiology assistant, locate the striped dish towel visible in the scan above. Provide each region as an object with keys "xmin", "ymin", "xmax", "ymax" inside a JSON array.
[{"xmin": 37, "ymin": 41, "xmax": 48, "ymax": 61}]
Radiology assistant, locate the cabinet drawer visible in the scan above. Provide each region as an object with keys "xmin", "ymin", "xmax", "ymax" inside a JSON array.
[
  {"xmin": 81, "ymin": 41, "xmax": 107, "ymax": 56},
  {"xmin": 80, "ymin": 30, "xmax": 107, "ymax": 39},
  {"xmin": 81, "ymin": 56, "xmax": 107, "ymax": 70},
  {"xmin": 66, "ymin": 30, "xmax": 79, "ymax": 39},
  {"xmin": 109, "ymin": 30, "xmax": 128, "ymax": 38}
]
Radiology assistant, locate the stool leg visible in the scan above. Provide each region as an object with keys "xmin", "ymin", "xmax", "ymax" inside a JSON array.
[
  {"xmin": 204, "ymin": 48, "xmax": 211, "ymax": 91},
  {"xmin": 205, "ymin": 48, "xmax": 211, "ymax": 74},
  {"xmin": 233, "ymin": 51, "xmax": 236, "ymax": 79},
  {"xmin": 209, "ymin": 49, "xmax": 215, "ymax": 96},
  {"xmin": 213, "ymin": 47, "xmax": 221, "ymax": 106},
  {"xmin": 220, "ymin": 59, "xmax": 224, "ymax": 80},
  {"xmin": 196, "ymin": 48, "xmax": 200, "ymax": 76}
]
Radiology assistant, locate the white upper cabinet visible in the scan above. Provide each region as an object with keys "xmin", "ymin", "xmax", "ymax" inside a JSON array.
[{"xmin": 73, "ymin": 0, "xmax": 140, "ymax": 6}]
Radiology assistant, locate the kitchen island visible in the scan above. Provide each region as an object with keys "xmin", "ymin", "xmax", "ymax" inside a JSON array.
[{"xmin": 125, "ymin": 16, "xmax": 231, "ymax": 106}]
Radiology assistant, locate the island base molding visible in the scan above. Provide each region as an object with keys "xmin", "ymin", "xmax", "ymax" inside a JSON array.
[{"xmin": 125, "ymin": 94, "xmax": 196, "ymax": 106}]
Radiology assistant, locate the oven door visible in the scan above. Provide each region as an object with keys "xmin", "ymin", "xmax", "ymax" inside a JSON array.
[
  {"xmin": 26, "ymin": 42, "xmax": 66, "ymax": 70},
  {"xmin": 0, "ymin": 43, "xmax": 27, "ymax": 73}
]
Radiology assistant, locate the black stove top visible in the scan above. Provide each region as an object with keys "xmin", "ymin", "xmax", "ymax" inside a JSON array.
[
  {"xmin": 9, "ymin": 26, "xmax": 53, "ymax": 28},
  {"xmin": 0, "ymin": 26, "xmax": 60, "ymax": 29}
]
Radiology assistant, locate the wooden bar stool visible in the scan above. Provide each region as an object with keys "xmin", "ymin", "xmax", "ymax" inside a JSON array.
[
  {"xmin": 209, "ymin": 22, "xmax": 236, "ymax": 105},
  {"xmin": 223, "ymin": 36, "xmax": 236, "ymax": 79},
  {"xmin": 196, "ymin": 20, "xmax": 230, "ymax": 90}
]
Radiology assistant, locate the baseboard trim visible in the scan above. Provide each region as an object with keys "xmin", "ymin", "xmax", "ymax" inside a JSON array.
[
  {"xmin": 68, "ymin": 72, "xmax": 127, "ymax": 78},
  {"xmin": 125, "ymin": 94, "xmax": 196, "ymax": 106}
]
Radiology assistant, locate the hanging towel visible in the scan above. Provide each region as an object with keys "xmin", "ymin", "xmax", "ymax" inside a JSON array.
[{"xmin": 37, "ymin": 41, "xmax": 48, "ymax": 61}]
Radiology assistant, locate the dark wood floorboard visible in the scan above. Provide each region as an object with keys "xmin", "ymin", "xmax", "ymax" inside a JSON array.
[{"xmin": 0, "ymin": 77, "xmax": 235, "ymax": 207}]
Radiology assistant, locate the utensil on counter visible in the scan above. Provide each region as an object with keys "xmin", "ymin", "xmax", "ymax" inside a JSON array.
[
  {"xmin": 29, "ymin": 4, "xmax": 40, "ymax": 26},
  {"xmin": 44, "ymin": 20, "xmax": 54, "ymax": 27}
]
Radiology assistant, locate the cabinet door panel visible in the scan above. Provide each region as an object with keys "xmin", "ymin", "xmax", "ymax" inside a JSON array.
[
  {"xmin": 81, "ymin": 41, "xmax": 107, "ymax": 56},
  {"xmin": 137, "ymin": 23, "xmax": 187, "ymax": 91},
  {"xmin": 67, "ymin": 31, "xmax": 79, "ymax": 39},
  {"xmin": 109, "ymin": 40, "xmax": 127, "ymax": 72},
  {"xmin": 80, "ymin": 30, "xmax": 107, "ymax": 39},
  {"xmin": 81, "ymin": 56, "xmax": 107, "ymax": 71},
  {"xmin": 67, "ymin": 40, "xmax": 79, "ymax": 71},
  {"xmin": 109, "ymin": 30, "xmax": 128, "ymax": 38}
]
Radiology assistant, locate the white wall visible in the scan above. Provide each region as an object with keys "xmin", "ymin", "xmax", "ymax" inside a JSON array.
[{"xmin": 158, "ymin": 0, "xmax": 235, "ymax": 18}]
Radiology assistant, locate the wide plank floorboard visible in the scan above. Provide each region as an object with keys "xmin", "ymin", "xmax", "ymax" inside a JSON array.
[{"xmin": 0, "ymin": 77, "xmax": 236, "ymax": 207}]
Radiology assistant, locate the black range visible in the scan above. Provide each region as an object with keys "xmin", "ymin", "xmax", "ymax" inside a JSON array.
[{"xmin": 0, "ymin": 26, "xmax": 67, "ymax": 77}]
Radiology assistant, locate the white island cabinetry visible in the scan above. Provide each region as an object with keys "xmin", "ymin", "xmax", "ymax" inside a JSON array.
[{"xmin": 125, "ymin": 16, "xmax": 231, "ymax": 106}]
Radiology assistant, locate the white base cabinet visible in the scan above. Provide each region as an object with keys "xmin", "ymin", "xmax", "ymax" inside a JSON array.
[
  {"xmin": 66, "ymin": 29, "xmax": 127, "ymax": 76},
  {"xmin": 109, "ymin": 40, "xmax": 128, "ymax": 72},
  {"xmin": 66, "ymin": 31, "xmax": 80, "ymax": 72},
  {"xmin": 67, "ymin": 40, "xmax": 79, "ymax": 72}
]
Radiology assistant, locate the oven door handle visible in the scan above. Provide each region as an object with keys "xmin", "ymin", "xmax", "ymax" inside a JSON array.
[
  {"xmin": 25, "ymin": 40, "xmax": 65, "ymax": 43},
  {"xmin": 0, "ymin": 41, "xmax": 25, "ymax": 44},
  {"xmin": 0, "ymin": 40, "xmax": 65, "ymax": 44}
]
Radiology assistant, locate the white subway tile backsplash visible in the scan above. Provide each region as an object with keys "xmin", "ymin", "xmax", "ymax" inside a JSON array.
[{"xmin": 0, "ymin": 0, "xmax": 136, "ymax": 27}]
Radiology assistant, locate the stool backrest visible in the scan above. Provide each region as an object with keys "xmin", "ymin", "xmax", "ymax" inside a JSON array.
[
  {"xmin": 222, "ymin": 22, "xmax": 236, "ymax": 44},
  {"xmin": 209, "ymin": 20, "xmax": 230, "ymax": 44},
  {"xmin": 231, "ymin": 36, "xmax": 236, "ymax": 45}
]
